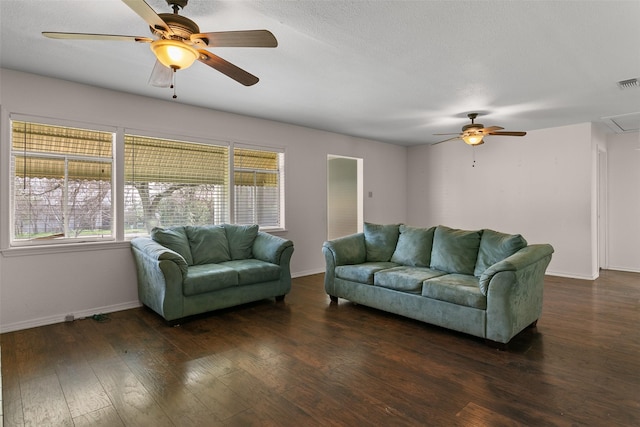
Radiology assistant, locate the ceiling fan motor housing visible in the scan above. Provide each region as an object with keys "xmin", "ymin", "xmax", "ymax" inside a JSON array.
[{"xmin": 154, "ymin": 13, "xmax": 199, "ymax": 40}]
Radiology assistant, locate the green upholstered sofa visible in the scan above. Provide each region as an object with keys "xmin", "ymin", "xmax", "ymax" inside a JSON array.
[
  {"xmin": 131, "ymin": 224, "xmax": 294, "ymax": 324},
  {"xmin": 323, "ymin": 224, "xmax": 554, "ymax": 345}
]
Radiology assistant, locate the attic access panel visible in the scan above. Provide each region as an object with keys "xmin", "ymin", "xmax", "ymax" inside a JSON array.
[{"xmin": 602, "ymin": 112, "xmax": 640, "ymax": 133}]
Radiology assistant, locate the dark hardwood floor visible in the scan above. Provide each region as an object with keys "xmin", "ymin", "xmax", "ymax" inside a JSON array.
[{"xmin": 2, "ymin": 270, "xmax": 639, "ymax": 426}]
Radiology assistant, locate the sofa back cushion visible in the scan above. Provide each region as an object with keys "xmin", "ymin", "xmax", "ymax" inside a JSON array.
[
  {"xmin": 364, "ymin": 222, "xmax": 400, "ymax": 262},
  {"xmin": 186, "ymin": 225, "xmax": 231, "ymax": 265},
  {"xmin": 150, "ymin": 226, "xmax": 193, "ymax": 265},
  {"xmin": 430, "ymin": 225, "xmax": 482, "ymax": 275},
  {"xmin": 224, "ymin": 224, "xmax": 259, "ymax": 260},
  {"xmin": 391, "ymin": 225, "xmax": 435, "ymax": 267},
  {"xmin": 474, "ymin": 229, "xmax": 528, "ymax": 277}
]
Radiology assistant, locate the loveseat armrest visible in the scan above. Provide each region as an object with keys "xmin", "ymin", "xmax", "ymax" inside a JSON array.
[
  {"xmin": 130, "ymin": 237, "xmax": 186, "ymax": 321},
  {"xmin": 253, "ymin": 232, "xmax": 294, "ymax": 265},
  {"xmin": 130, "ymin": 237, "xmax": 188, "ymax": 276}
]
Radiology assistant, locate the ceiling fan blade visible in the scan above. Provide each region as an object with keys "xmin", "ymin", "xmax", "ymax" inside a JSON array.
[
  {"xmin": 432, "ymin": 136, "xmax": 461, "ymax": 145},
  {"xmin": 42, "ymin": 32, "xmax": 152, "ymax": 43},
  {"xmin": 197, "ymin": 50, "xmax": 259, "ymax": 86},
  {"xmin": 488, "ymin": 131, "xmax": 527, "ymax": 136},
  {"xmin": 121, "ymin": 0, "xmax": 173, "ymax": 36},
  {"xmin": 480, "ymin": 126, "xmax": 504, "ymax": 133},
  {"xmin": 148, "ymin": 60, "xmax": 173, "ymax": 88},
  {"xmin": 433, "ymin": 133, "xmax": 461, "ymax": 136},
  {"xmin": 192, "ymin": 30, "xmax": 278, "ymax": 48}
]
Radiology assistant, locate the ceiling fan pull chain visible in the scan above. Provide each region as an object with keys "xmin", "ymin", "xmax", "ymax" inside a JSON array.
[
  {"xmin": 472, "ymin": 146, "xmax": 476, "ymax": 168},
  {"xmin": 172, "ymin": 68, "xmax": 177, "ymax": 99}
]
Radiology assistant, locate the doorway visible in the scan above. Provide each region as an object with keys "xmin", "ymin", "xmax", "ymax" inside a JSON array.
[{"xmin": 327, "ymin": 155, "xmax": 363, "ymax": 240}]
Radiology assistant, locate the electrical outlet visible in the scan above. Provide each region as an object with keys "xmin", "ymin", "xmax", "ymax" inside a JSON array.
[{"xmin": 64, "ymin": 314, "xmax": 74, "ymax": 322}]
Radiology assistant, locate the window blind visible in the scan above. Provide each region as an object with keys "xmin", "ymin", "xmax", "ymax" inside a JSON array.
[
  {"xmin": 233, "ymin": 148, "xmax": 283, "ymax": 227},
  {"xmin": 124, "ymin": 134, "xmax": 229, "ymax": 234},
  {"xmin": 10, "ymin": 120, "xmax": 114, "ymax": 242}
]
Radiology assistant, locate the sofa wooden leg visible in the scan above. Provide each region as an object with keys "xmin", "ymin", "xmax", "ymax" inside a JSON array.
[
  {"xmin": 275, "ymin": 295, "xmax": 285, "ymax": 302},
  {"xmin": 527, "ymin": 319, "xmax": 538, "ymax": 329},
  {"xmin": 329, "ymin": 295, "xmax": 338, "ymax": 303},
  {"xmin": 485, "ymin": 339, "xmax": 509, "ymax": 351}
]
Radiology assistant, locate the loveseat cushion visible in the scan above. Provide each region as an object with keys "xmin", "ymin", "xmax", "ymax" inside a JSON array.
[
  {"xmin": 151, "ymin": 226, "xmax": 193, "ymax": 266},
  {"xmin": 186, "ymin": 225, "xmax": 231, "ymax": 265},
  {"xmin": 391, "ymin": 225, "xmax": 435, "ymax": 267},
  {"xmin": 374, "ymin": 266, "xmax": 445, "ymax": 293},
  {"xmin": 225, "ymin": 224, "xmax": 259, "ymax": 260},
  {"xmin": 430, "ymin": 226, "xmax": 482, "ymax": 275},
  {"xmin": 422, "ymin": 274, "xmax": 487, "ymax": 309},
  {"xmin": 364, "ymin": 222, "xmax": 400, "ymax": 262},
  {"xmin": 183, "ymin": 264, "xmax": 238, "ymax": 296},
  {"xmin": 473, "ymin": 229, "xmax": 528, "ymax": 277},
  {"xmin": 335, "ymin": 262, "xmax": 398, "ymax": 285},
  {"xmin": 220, "ymin": 259, "xmax": 281, "ymax": 285}
]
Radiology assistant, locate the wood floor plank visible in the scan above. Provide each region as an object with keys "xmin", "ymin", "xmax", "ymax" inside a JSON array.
[
  {"xmin": 72, "ymin": 406, "xmax": 125, "ymax": 427},
  {"xmin": 2, "ymin": 270, "xmax": 639, "ymax": 426},
  {"xmin": 20, "ymin": 373, "xmax": 72, "ymax": 427}
]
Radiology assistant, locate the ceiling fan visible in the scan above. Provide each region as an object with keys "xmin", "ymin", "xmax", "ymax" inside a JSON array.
[
  {"xmin": 42, "ymin": 0, "xmax": 277, "ymax": 91},
  {"xmin": 433, "ymin": 113, "xmax": 527, "ymax": 146}
]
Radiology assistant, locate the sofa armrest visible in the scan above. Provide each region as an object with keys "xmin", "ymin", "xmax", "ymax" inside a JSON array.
[
  {"xmin": 479, "ymin": 244, "xmax": 554, "ymax": 295},
  {"xmin": 483, "ymin": 244, "xmax": 554, "ymax": 343},
  {"xmin": 322, "ymin": 233, "xmax": 366, "ymax": 295},
  {"xmin": 252, "ymin": 232, "xmax": 294, "ymax": 265},
  {"xmin": 322, "ymin": 233, "xmax": 366, "ymax": 266},
  {"xmin": 130, "ymin": 237, "xmax": 186, "ymax": 321}
]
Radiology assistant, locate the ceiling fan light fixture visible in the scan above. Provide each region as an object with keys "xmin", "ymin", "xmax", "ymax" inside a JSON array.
[
  {"xmin": 150, "ymin": 39, "xmax": 198, "ymax": 70},
  {"xmin": 462, "ymin": 133, "xmax": 484, "ymax": 145}
]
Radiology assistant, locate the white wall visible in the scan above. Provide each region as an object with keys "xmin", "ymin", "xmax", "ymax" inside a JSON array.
[
  {"xmin": 407, "ymin": 122, "xmax": 596, "ymax": 279},
  {"xmin": 0, "ymin": 69, "xmax": 407, "ymax": 332},
  {"xmin": 607, "ymin": 131, "xmax": 640, "ymax": 272}
]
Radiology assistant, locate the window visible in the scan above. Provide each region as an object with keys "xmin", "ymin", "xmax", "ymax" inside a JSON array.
[
  {"xmin": 233, "ymin": 147, "xmax": 284, "ymax": 228},
  {"xmin": 124, "ymin": 134, "xmax": 229, "ymax": 236},
  {"xmin": 10, "ymin": 120, "xmax": 114, "ymax": 244},
  {"xmin": 8, "ymin": 117, "xmax": 285, "ymax": 247},
  {"xmin": 124, "ymin": 137, "xmax": 285, "ymax": 235}
]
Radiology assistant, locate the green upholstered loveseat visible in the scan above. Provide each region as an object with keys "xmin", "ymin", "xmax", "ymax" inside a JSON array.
[
  {"xmin": 323, "ymin": 224, "xmax": 554, "ymax": 345},
  {"xmin": 131, "ymin": 224, "xmax": 294, "ymax": 323}
]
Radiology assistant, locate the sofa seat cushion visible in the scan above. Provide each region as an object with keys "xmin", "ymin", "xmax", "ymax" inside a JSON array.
[
  {"xmin": 374, "ymin": 266, "xmax": 446, "ymax": 293},
  {"xmin": 422, "ymin": 274, "xmax": 487, "ymax": 309},
  {"xmin": 221, "ymin": 259, "xmax": 281, "ymax": 286},
  {"xmin": 335, "ymin": 262, "xmax": 398, "ymax": 285},
  {"xmin": 183, "ymin": 264, "xmax": 238, "ymax": 296}
]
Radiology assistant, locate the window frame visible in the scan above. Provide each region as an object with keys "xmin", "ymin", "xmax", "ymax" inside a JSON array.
[{"xmin": 8, "ymin": 114, "xmax": 117, "ymax": 247}]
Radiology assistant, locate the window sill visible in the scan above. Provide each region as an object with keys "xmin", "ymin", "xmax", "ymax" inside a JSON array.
[{"xmin": 1, "ymin": 240, "xmax": 131, "ymax": 257}]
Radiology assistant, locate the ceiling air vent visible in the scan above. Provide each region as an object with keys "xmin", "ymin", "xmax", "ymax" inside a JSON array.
[{"xmin": 617, "ymin": 78, "xmax": 639, "ymax": 89}]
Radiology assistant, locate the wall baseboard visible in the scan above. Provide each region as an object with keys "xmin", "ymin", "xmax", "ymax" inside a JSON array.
[
  {"xmin": 545, "ymin": 270, "xmax": 599, "ymax": 281},
  {"xmin": 0, "ymin": 300, "xmax": 142, "ymax": 334},
  {"xmin": 292, "ymin": 268, "xmax": 325, "ymax": 278},
  {"xmin": 604, "ymin": 266, "xmax": 640, "ymax": 274}
]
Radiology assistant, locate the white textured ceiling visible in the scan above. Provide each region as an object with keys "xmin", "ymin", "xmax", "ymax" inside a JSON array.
[{"xmin": 1, "ymin": 0, "xmax": 639, "ymax": 145}]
